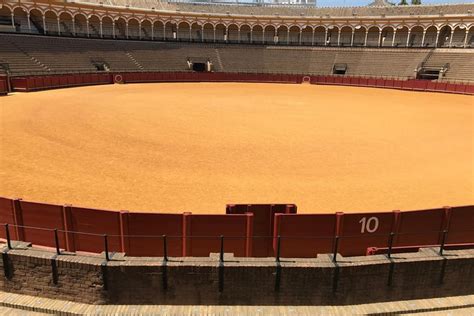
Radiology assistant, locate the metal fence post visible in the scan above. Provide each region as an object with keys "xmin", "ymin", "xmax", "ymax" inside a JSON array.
[
  {"xmin": 54, "ymin": 229, "xmax": 61, "ymax": 255},
  {"xmin": 332, "ymin": 235, "xmax": 339, "ymax": 263},
  {"xmin": 439, "ymin": 230, "xmax": 448, "ymax": 256},
  {"xmin": 276, "ymin": 235, "xmax": 281, "ymax": 262},
  {"xmin": 104, "ymin": 234, "xmax": 110, "ymax": 261},
  {"xmin": 4, "ymin": 224, "xmax": 12, "ymax": 250},
  {"xmin": 218, "ymin": 235, "xmax": 224, "ymax": 292},
  {"xmin": 387, "ymin": 232, "xmax": 395, "ymax": 259},
  {"xmin": 219, "ymin": 235, "xmax": 224, "ymax": 263},
  {"xmin": 163, "ymin": 235, "xmax": 168, "ymax": 262}
]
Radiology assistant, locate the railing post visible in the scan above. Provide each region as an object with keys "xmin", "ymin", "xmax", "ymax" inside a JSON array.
[
  {"xmin": 219, "ymin": 235, "xmax": 224, "ymax": 263},
  {"xmin": 4, "ymin": 224, "xmax": 12, "ymax": 250},
  {"xmin": 218, "ymin": 235, "xmax": 224, "ymax": 292},
  {"xmin": 387, "ymin": 232, "xmax": 395, "ymax": 259},
  {"xmin": 332, "ymin": 235, "xmax": 339, "ymax": 263},
  {"xmin": 163, "ymin": 235, "xmax": 168, "ymax": 262},
  {"xmin": 104, "ymin": 234, "xmax": 110, "ymax": 261},
  {"xmin": 54, "ymin": 229, "xmax": 61, "ymax": 255},
  {"xmin": 276, "ymin": 235, "xmax": 281, "ymax": 262},
  {"xmin": 439, "ymin": 230, "xmax": 448, "ymax": 256}
]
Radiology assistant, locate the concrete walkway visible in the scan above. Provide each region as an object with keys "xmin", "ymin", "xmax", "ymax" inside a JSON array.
[{"xmin": 0, "ymin": 291, "xmax": 473, "ymax": 315}]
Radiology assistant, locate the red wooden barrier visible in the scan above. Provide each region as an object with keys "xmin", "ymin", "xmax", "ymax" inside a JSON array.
[
  {"xmin": 455, "ymin": 84, "xmax": 466, "ymax": 93},
  {"xmin": 367, "ymin": 78, "xmax": 377, "ymax": 87},
  {"xmin": 394, "ymin": 208, "xmax": 446, "ymax": 247},
  {"xmin": 124, "ymin": 212, "xmax": 183, "ymax": 257},
  {"xmin": 8, "ymin": 72, "xmax": 474, "ymax": 95},
  {"xmin": 393, "ymin": 79, "xmax": 403, "ymax": 89},
  {"xmin": 339, "ymin": 211, "xmax": 399, "ymax": 256},
  {"xmin": 0, "ymin": 77, "xmax": 8, "ymax": 95},
  {"xmin": 384, "ymin": 79, "xmax": 395, "ymax": 88},
  {"xmin": 68, "ymin": 206, "xmax": 122, "ymax": 253},
  {"xmin": 376, "ymin": 78, "xmax": 385, "ymax": 87},
  {"xmin": 446, "ymin": 206, "xmax": 474, "ymax": 244},
  {"xmin": 350, "ymin": 77, "xmax": 359, "ymax": 85},
  {"xmin": 425, "ymin": 81, "xmax": 436, "ymax": 91},
  {"xmin": 185, "ymin": 214, "xmax": 253, "ymax": 257},
  {"xmin": 34, "ymin": 77, "xmax": 44, "ymax": 89},
  {"xmin": 18, "ymin": 200, "xmax": 66, "ymax": 249},
  {"xmin": 0, "ymin": 198, "xmax": 16, "ymax": 239},
  {"xmin": 465, "ymin": 84, "xmax": 474, "ymax": 95},
  {"xmin": 359, "ymin": 78, "xmax": 369, "ymax": 86},
  {"xmin": 445, "ymin": 83, "xmax": 458, "ymax": 93},
  {"xmin": 342, "ymin": 77, "xmax": 351, "ymax": 85},
  {"xmin": 273, "ymin": 213, "xmax": 337, "ymax": 258}
]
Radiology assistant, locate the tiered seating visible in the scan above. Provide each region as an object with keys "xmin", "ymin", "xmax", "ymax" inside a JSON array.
[
  {"xmin": 0, "ymin": 34, "xmax": 472, "ymax": 82},
  {"xmin": 425, "ymin": 50, "xmax": 474, "ymax": 82},
  {"xmin": 0, "ymin": 35, "xmax": 47, "ymax": 73}
]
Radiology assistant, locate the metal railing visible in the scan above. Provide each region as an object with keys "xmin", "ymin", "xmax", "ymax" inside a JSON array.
[{"xmin": 2, "ymin": 222, "xmax": 473, "ymax": 263}]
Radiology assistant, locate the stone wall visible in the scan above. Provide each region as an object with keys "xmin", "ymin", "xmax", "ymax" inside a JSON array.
[{"xmin": 0, "ymin": 242, "xmax": 473, "ymax": 305}]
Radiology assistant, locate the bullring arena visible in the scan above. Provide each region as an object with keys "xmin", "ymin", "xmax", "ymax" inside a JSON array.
[{"xmin": 0, "ymin": 0, "xmax": 474, "ymax": 314}]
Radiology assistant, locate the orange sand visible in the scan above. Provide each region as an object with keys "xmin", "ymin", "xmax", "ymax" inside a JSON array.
[{"xmin": 0, "ymin": 83, "xmax": 473, "ymax": 214}]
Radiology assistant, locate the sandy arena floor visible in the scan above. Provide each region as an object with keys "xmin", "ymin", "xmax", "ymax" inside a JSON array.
[{"xmin": 0, "ymin": 83, "xmax": 473, "ymax": 214}]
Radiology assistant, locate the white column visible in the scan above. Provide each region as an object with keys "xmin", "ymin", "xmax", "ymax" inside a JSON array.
[
  {"xmin": 213, "ymin": 26, "xmax": 216, "ymax": 42},
  {"xmin": 72, "ymin": 17, "xmax": 76, "ymax": 36},
  {"xmin": 378, "ymin": 30, "xmax": 382, "ymax": 47},
  {"xmin": 350, "ymin": 28, "xmax": 355, "ymax": 47},
  {"xmin": 27, "ymin": 13, "xmax": 31, "ymax": 32},
  {"xmin": 392, "ymin": 29, "xmax": 397, "ymax": 47},
  {"xmin": 139, "ymin": 22, "xmax": 142, "ymax": 39},
  {"xmin": 163, "ymin": 25, "xmax": 166, "ymax": 40},
  {"xmin": 311, "ymin": 28, "xmax": 315, "ymax": 46},
  {"xmin": 151, "ymin": 23, "xmax": 154, "ymax": 40},
  {"xmin": 57, "ymin": 17, "xmax": 60, "ymax": 35},
  {"xmin": 189, "ymin": 25, "xmax": 192, "ymax": 41},
  {"xmin": 287, "ymin": 29, "xmax": 290, "ymax": 45},
  {"xmin": 448, "ymin": 29, "xmax": 454, "ymax": 47},
  {"xmin": 364, "ymin": 28, "xmax": 368, "ymax": 46},
  {"xmin": 112, "ymin": 21, "xmax": 115, "ymax": 38},
  {"xmin": 324, "ymin": 28, "xmax": 328, "ymax": 46},
  {"xmin": 201, "ymin": 25, "xmax": 205, "ymax": 42},
  {"xmin": 435, "ymin": 30, "xmax": 440, "ymax": 47},
  {"xmin": 406, "ymin": 30, "xmax": 411, "ymax": 47},
  {"xmin": 250, "ymin": 29, "xmax": 253, "ymax": 43},
  {"xmin": 42, "ymin": 15, "xmax": 46, "ymax": 34},
  {"xmin": 100, "ymin": 21, "xmax": 103, "ymax": 38},
  {"xmin": 86, "ymin": 19, "xmax": 90, "ymax": 37},
  {"xmin": 337, "ymin": 29, "xmax": 341, "ymax": 46},
  {"xmin": 262, "ymin": 29, "xmax": 265, "ymax": 44},
  {"xmin": 421, "ymin": 30, "xmax": 426, "ymax": 47},
  {"xmin": 463, "ymin": 29, "xmax": 468, "ymax": 48},
  {"xmin": 11, "ymin": 13, "xmax": 15, "ymax": 28},
  {"xmin": 238, "ymin": 27, "xmax": 241, "ymax": 43},
  {"xmin": 125, "ymin": 22, "xmax": 129, "ymax": 39},
  {"xmin": 299, "ymin": 29, "xmax": 302, "ymax": 45}
]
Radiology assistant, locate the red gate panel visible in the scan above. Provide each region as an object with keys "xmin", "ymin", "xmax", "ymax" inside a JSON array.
[
  {"xmin": 446, "ymin": 205, "xmax": 474, "ymax": 244},
  {"xmin": 274, "ymin": 214, "xmax": 337, "ymax": 258},
  {"xmin": 394, "ymin": 208, "xmax": 446, "ymax": 247},
  {"xmin": 0, "ymin": 198, "xmax": 15, "ymax": 239},
  {"xmin": 19, "ymin": 200, "xmax": 66, "ymax": 249},
  {"xmin": 125, "ymin": 212, "xmax": 183, "ymax": 257},
  {"xmin": 339, "ymin": 212, "xmax": 398, "ymax": 256},
  {"xmin": 226, "ymin": 204, "xmax": 296, "ymax": 257},
  {"xmin": 69, "ymin": 207, "xmax": 122, "ymax": 253},
  {"xmin": 186, "ymin": 214, "xmax": 251, "ymax": 257}
]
